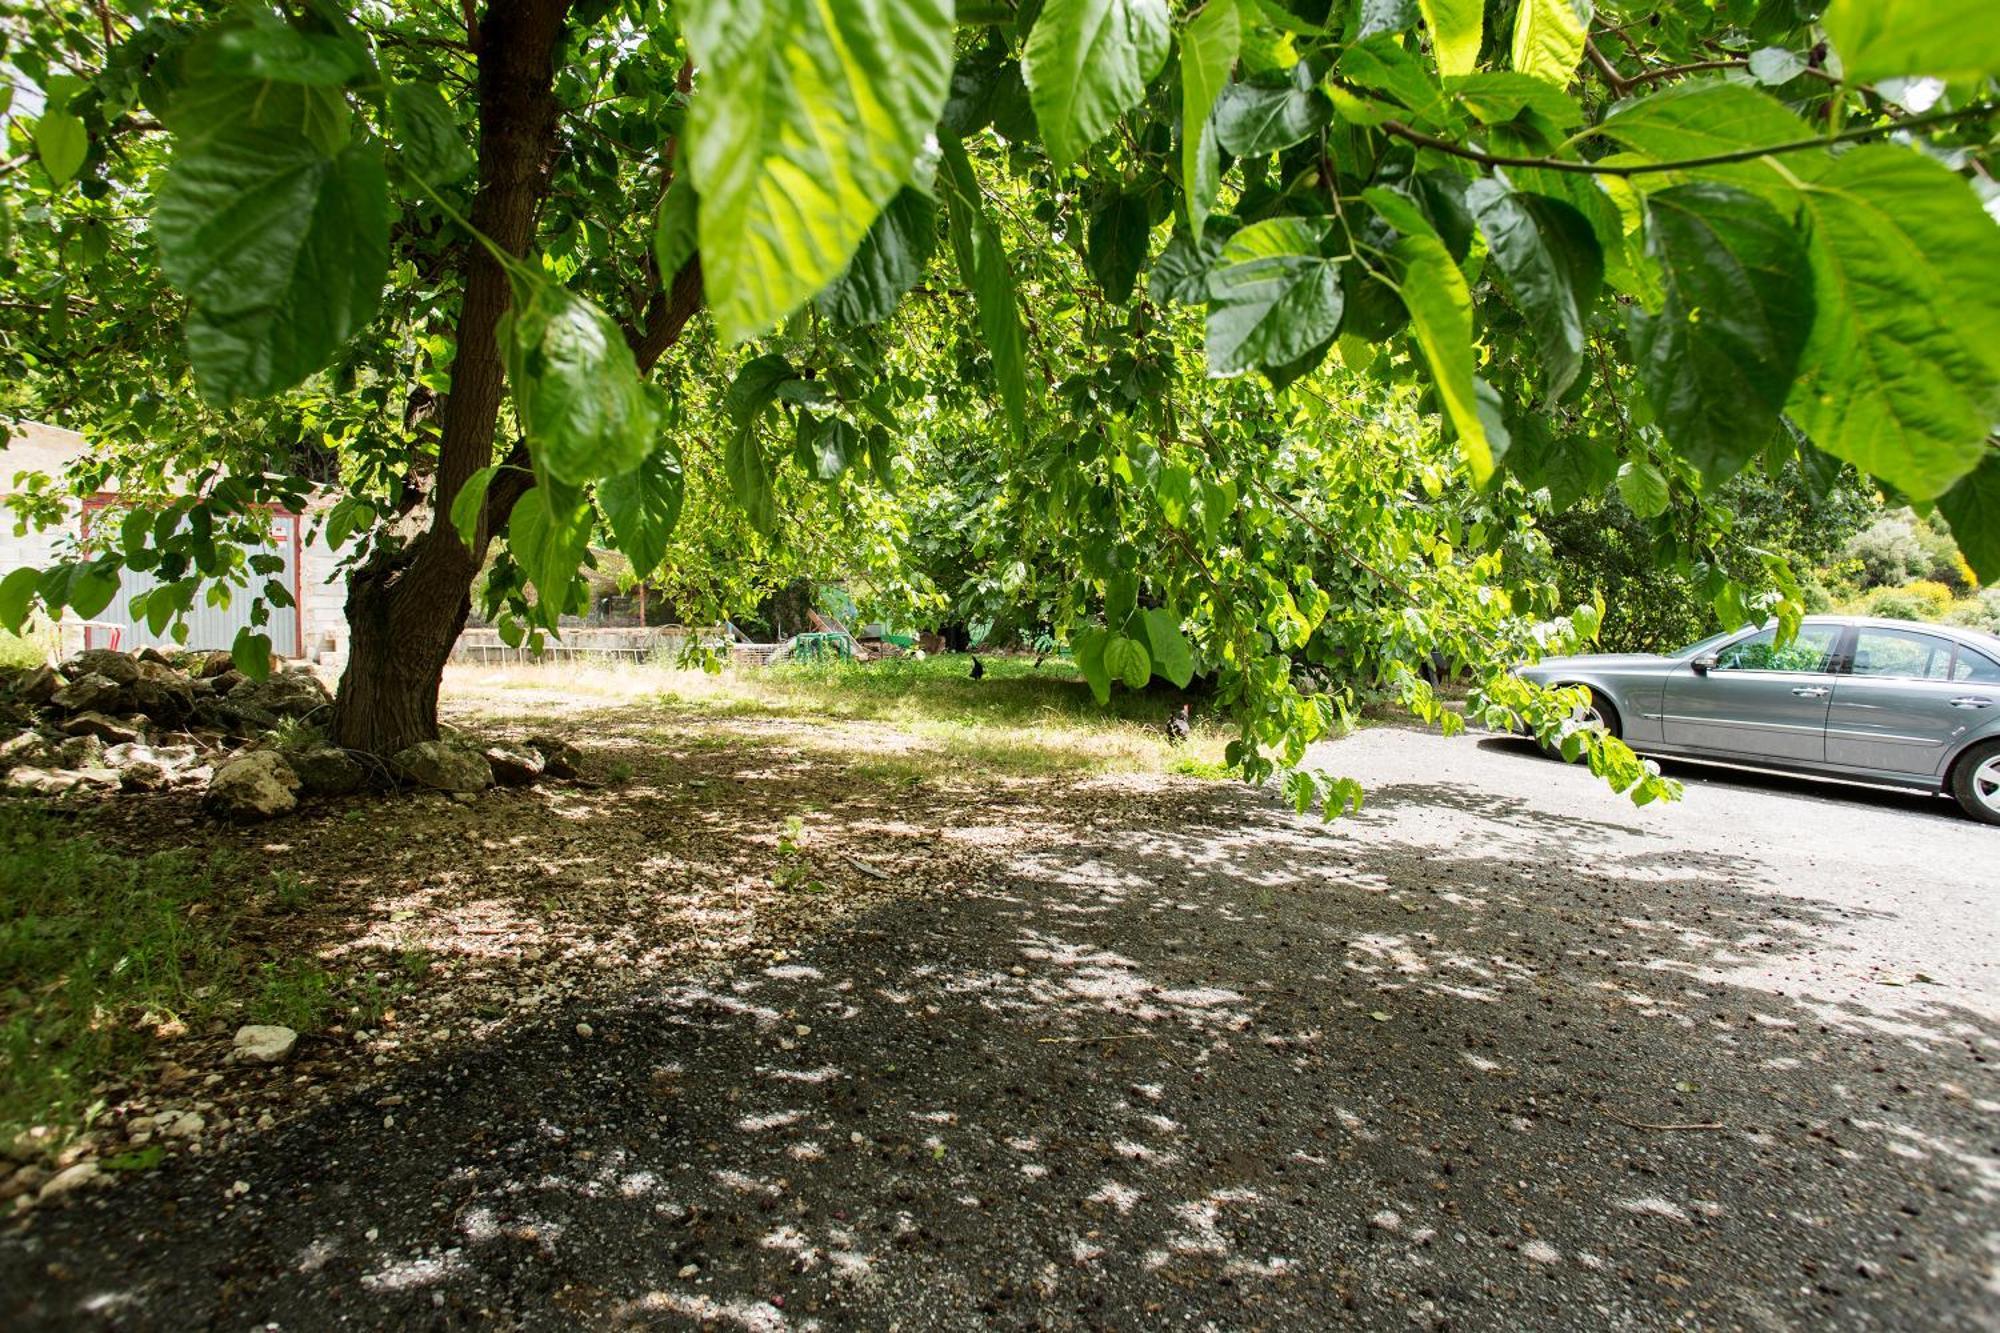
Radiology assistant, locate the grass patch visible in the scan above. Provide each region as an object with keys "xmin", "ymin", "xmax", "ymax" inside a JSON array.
[
  {"xmin": 658, "ymin": 654, "xmax": 1232, "ymax": 781},
  {"xmin": 0, "ymin": 812, "xmax": 243, "ymax": 1140},
  {"xmin": 0, "ymin": 626, "xmax": 55, "ymax": 670},
  {"xmin": 0, "ymin": 814, "xmax": 353, "ymax": 1147}
]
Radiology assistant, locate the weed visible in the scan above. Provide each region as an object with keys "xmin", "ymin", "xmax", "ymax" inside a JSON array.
[
  {"xmin": 268, "ymin": 869, "xmax": 313, "ymax": 910},
  {"xmin": 249, "ymin": 959, "xmax": 334, "ymax": 1032}
]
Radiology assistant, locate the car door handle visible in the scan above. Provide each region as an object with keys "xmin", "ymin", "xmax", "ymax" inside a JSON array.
[
  {"xmin": 1950, "ymin": 697, "xmax": 1995, "ymax": 708},
  {"xmin": 1791, "ymin": 686, "xmax": 1830, "ymax": 698}
]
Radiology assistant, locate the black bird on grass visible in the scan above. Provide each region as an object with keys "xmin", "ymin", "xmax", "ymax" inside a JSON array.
[
  {"xmin": 1165, "ymin": 703, "xmax": 1191, "ymax": 746},
  {"xmin": 969, "ymin": 654, "xmax": 985, "ymax": 680}
]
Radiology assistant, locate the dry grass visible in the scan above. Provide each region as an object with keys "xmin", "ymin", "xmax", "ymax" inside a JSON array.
[{"xmin": 443, "ymin": 654, "xmax": 1234, "ymax": 782}]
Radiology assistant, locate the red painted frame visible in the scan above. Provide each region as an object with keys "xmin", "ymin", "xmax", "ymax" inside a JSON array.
[{"xmin": 77, "ymin": 494, "xmax": 306, "ymax": 659}]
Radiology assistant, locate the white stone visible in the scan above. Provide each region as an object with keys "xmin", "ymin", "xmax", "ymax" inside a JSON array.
[
  {"xmin": 161, "ymin": 1111, "xmax": 206, "ymax": 1139},
  {"xmin": 37, "ymin": 1162, "xmax": 101, "ymax": 1200},
  {"xmin": 232, "ymin": 1024, "xmax": 299, "ymax": 1064}
]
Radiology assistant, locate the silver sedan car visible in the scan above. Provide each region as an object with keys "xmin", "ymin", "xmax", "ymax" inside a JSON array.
[{"xmin": 1515, "ymin": 616, "xmax": 2000, "ymax": 825}]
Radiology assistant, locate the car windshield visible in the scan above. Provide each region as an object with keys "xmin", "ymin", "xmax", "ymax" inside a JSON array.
[{"xmin": 1674, "ymin": 629, "xmax": 1740, "ymax": 657}]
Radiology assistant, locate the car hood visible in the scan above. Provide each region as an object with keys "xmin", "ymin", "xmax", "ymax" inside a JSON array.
[{"xmin": 1516, "ymin": 653, "xmax": 1667, "ymax": 674}]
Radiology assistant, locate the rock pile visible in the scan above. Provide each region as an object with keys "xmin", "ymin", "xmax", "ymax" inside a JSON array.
[{"xmin": 1, "ymin": 648, "xmax": 581, "ymax": 820}]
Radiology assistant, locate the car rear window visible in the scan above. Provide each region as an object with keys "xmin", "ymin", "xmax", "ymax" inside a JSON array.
[{"xmin": 1954, "ymin": 644, "xmax": 2000, "ymax": 684}]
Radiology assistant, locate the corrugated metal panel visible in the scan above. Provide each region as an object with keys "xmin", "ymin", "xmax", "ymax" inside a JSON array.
[{"xmin": 85, "ymin": 511, "xmax": 300, "ymax": 656}]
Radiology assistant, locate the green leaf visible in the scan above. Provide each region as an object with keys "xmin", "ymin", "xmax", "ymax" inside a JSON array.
[
  {"xmin": 727, "ymin": 426, "xmax": 776, "ymax": 534},
  {"xmin": 793, "ymin": 414, "xmax": 864, "ymax": 481},
  {"xmin": 1615, "ymin": 459, "xmax": 1670, "ymax": 517},
  {"xmin": 1417, "ymin": 0, "xmax": 1482, "ymax": 78},
  {"xmin": 1180, "ymin": 0, "xmax": 1239, "ymax": 236},
  {"xmin": 0, "ymin": 566, "xmax": 40, "ymax": 632},
  {"xmin": 212, "ymin": 16, "xmax": 371, "ymax": 85},
  {"xmin": 500, "ymin": 280, "xmax": 657, "ymax": 487},
  {"xmin": 1463, "ymin": 180, "xmax": 1600, "ymax": 405},
  {"xmin": 866, "ymin": 426, "xmax": 897, "ymax": 491},
  {"xmin": 232, "ymin": 629, "xmax": 273, "ymax": 681},
  {"xmin": 1105, "ymin": 571, "xmax": 1139, "ymax": 626},
  {"xmin": 388, "ymin": 83, "xmax": 473, "ymax": 185},
  {"xmin": 1205, "ymin": 217, "xmax": 1344, "ymax": 378},
  {"xmin": 1022, "ymin": 0, "xmax": 1171, "ymax": 168},
  {"xmin": 450, "ymin": 465, "xmax": 498, "ymax": 550},
  {"xmin": 1155, "ymin": 462, "xmax": 1193, "ymax": 526},
  {"xmin": 1598, "ymin": 82, "xmax": 1815, "ymax": 205},
  {"xmin": 1103, "ymin": 633, "xmax": 1153, "ymax": 688},
  {"xmin": 1148, "ymin": 222, "xmax": 1231, "ymax": 304},
  {"xmin": 153, "ymin": 90, "xmax": 388, "ymax": 402},
  {"xmin": 1140, "ymin": 607, "xmax": 1195, "ymax": 687},
  {"xmin": 1746, "ymin": 47, "xmax": 1807, "ymax": 86},
  {"xmin": 814, "ymin": 187, "xmax": 936, "ymax": 327},
  {"xmin": 683, "ymin": 0, "xmax": 955, "ymax": 343},
  {"xmin": 1509, "ymin": 0, "xmax": 1590, "ymax": 89},
  {"xmin": 1505, "ymin": 422, "xmax": 1619, "ymax": 507},
  {"xmin": 99, "ymin": 1145, "xmax": 165, "ymax": 1172},
  {"xmin": 1212, "ymin": 63, "xmax": 1332, "ymax": 157},
  {"xmin": 1938, "ymin": 453, "xmax": 2000, "ymax": 584},
  {"xmin": 1355, "ymin": 0, "xmax": 1418, "ymax": 40},
  {"xmin": 1821, "ymin": 0, "xmax": 2000, "ymax": 86},
  {"xmin": 939, "ymin": 137, "xmax": 1029, "ymax": 440},
  {"xmin": 1447, "ymin": 71, "xmax": 1581, "ymax": 128},
  {"xmin": 653, "ymin": 174, "xmax": 699, "ymax": 282},
  {"xmin": 67, "ymin": 562, "xmax": 120, "ymax": 619},
  {"xmin": 1086, "ymin": 190, "xmax": 1151, "ymax": 304},
  {"xmin": 1072, "ymin": 624, "xmax": 1113, "ymax": 703},
  {"xmin": 726, "ymin": 353, "xmax": 803, "ymax": 426},
  {"xmin": 1787, "ymin": 147, "xmax": 2000, "ymax": 500},
  {"xmin": 598, "ymin": 445, "xmax": 685, "ymax": 577},
  {"xmin": 1627, "ymin": 183, "xmax": 1812, "ymax": 484},
  {"xmin": 1368, "ymin": 191, "xmax": 1491, "ymax": 483},
  {"xmin": 35, "ymin": 112, "xmax": 87, "ymax": 188},
  {"xmin": 508, "ymin": 484, "xmax": 593, "ymax": 612}
]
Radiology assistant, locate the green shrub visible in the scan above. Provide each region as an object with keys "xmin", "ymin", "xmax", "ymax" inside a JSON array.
[
  {"xmin": 0, "ymin": 627, "xmax": 54, "ymax": 670},
  {"xmin": 1842, "ymin": 510, "xmax": 1973, "ymax": 593},
  {"xmin": 1843, "ymin": 515, "xmax": 1929, "ymax": 589},
  {"xmin": 1859, "ymin": 589, "xmax": 1931, "ymax": 622},
  {"xmin": 1901, "ymin": 580, "xmax": 1958, "ymax": 617},
  {"xmin": 1947, "ymin": 589, "xmax": 2000, "ymax": 634}
]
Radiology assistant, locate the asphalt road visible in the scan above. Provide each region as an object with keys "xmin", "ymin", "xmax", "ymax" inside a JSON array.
[
  {"xmin": 1321, "ymin": 727, "xmax": 2000, "ymax": 1030},
  {"xmin": 5, "ymin": 726, "xmax": 1996, "ymax": 1330}
]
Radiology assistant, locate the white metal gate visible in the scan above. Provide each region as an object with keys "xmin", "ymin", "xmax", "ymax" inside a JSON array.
[{"xmin": 84, "ymin": 510, "xmax": 301, "ymax": 656}]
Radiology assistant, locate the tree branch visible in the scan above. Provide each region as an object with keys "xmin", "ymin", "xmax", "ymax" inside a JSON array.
[{"xmin": 1380, "ymin": 102, "xmax": 1995, "ymax": 177}]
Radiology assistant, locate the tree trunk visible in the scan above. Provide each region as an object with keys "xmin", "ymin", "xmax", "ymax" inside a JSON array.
[
  {"xmin": 324, "ymin": 0, "xmax": 706, "ymax": 755},
  {"xmin": 328, "ymin": 530, "xmax": 481, "ymax": 754},
  {"xmin": 327, "ymin": 0, "xmax": 569, "ymax": 754}
]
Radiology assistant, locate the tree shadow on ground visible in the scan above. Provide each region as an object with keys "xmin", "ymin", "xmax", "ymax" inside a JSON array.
[
  {"xmin": 7, "ymin": 726, "xmax": 1996, "ymax": 1331},
  {"xmin": 1475, "ymin": 733, "xmax": 1972, "ymax": 825}
]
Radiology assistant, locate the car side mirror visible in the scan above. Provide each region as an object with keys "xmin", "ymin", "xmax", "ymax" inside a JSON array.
[{"xmin": 1692, "ymin": 654, "xmax": 1718, "ymax": 675}]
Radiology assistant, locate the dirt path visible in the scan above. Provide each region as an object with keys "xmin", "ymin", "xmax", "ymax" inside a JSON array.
[{"xmin": 4, "ymin": 717, "xmax": 1995, "ymax": 1330}]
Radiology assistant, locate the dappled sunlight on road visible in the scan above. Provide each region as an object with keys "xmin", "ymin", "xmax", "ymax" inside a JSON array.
[{"xmin": 8, "ymin": 720, "xmax": 1996, "ymax": 1330}]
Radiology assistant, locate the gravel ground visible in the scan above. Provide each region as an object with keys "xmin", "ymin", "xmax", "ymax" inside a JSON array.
[{"xmin": 4, "ymin": 726, "xmax": 1996, "ymax": 1330}]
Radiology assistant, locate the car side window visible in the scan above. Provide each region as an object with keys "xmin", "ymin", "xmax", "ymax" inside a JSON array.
[
  {"xmin": 1711, "ymin": 625, "xmax": 1840, "ymax": 673},
  {"xmin": 1850, "ymin": 629, "xmax": 1954, "ymax": 680},
  {"xmin": 1953, "ymin": 645, "xmax": 2000, "ymax": 684}
]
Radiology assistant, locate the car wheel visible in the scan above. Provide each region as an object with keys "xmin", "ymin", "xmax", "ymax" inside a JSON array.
[
  {"xmin": 1540, "ymin": 687, "xmax": 1621, "ymax": 761},
  {"xmin": 1948, "ymin": 740, "xmax": 2000, "ymax": 827}
]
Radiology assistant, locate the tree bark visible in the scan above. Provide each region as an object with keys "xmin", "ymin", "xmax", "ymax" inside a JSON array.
[{"xmin": 329, "ymin": 0, "xmax": 571, "ymax": 754}]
